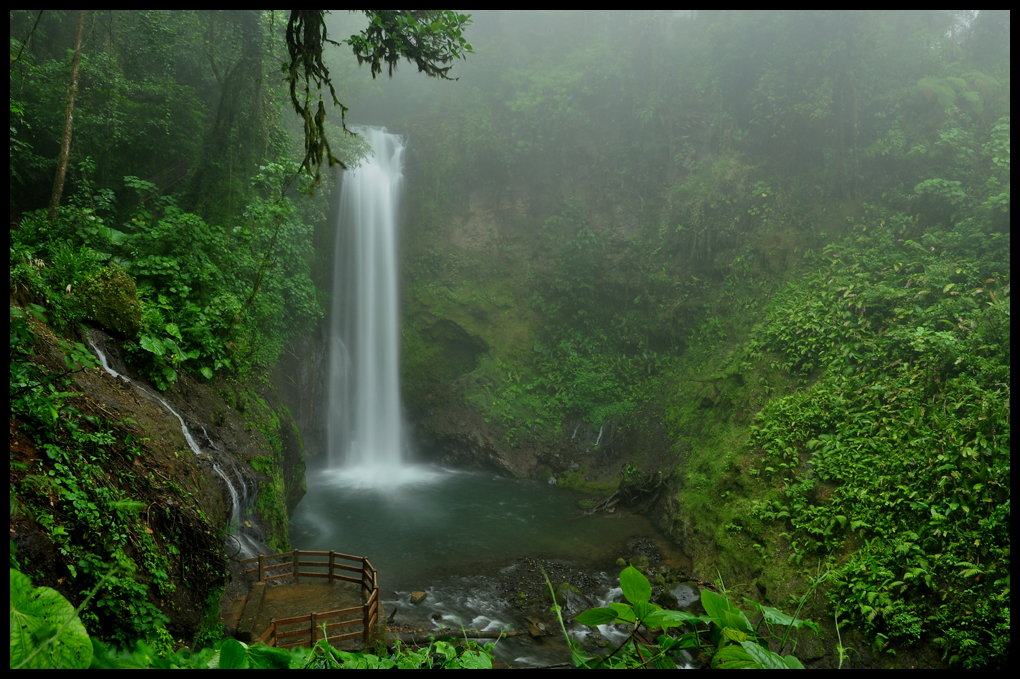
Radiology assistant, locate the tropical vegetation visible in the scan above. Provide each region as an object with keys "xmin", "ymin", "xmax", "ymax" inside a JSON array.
[{"xmin": 10, "ymin": 9, "xmax": 1010, "ymax": 669}]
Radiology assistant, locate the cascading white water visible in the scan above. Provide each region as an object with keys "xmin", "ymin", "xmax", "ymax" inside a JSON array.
[
  {"xmin": 87, "ymin": 334, "xmax": 205, "ymax": 458},
  {"xmin": 212, "ymin": 463, "xmax": 263, "ymax": 559},
  {"xmin": 87, "ymin": 329, "xmax": 262, "ymax": 558},
  {"xmin": 327, "ymin": 127, "xmax": 409, "ymax": 480}
]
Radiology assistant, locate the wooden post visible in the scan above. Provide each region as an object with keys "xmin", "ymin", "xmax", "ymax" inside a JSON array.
[
  {"xmin": 362, "ymin": 558, "xmax": 370, "ymax": 645},
  {"xmin": 293, "ymin": 550, "xmax": 299, "ymax": 584},
  {"xmin": 269, "ymin": 618, "xmax": 276, "ymax": 647},
  {"xmin": 310, "ymin": 612, "xmax": 317, "ymax": 647},
  {"xmin": 258, "ymin": 554, "xmax": 264, "ymax": 583},
  {"xmin": 361, "ymin": 557, "xmax": 368, "ymax": 599},
  {"xmin": 328, "ymin": 550, "xmax": 335, "ymax": 583},
  {"xmin": 373, "ymin": 571, "xmax": 381, "ymax": 639},
  {"xmin": 363, "ymin": 601, "xmax": 371, "ymax": 645}
]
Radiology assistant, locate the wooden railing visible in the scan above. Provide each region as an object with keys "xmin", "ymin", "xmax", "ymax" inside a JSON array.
[{"xmin": 239, "ymin": 550, "xmax": 379, "ymax": 649}]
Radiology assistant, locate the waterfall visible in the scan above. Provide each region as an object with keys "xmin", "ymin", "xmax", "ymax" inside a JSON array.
[
  {"xmin": 87, "ymin": 333, "xmax": 204, "ymax": 458},
  {"xmin": 87, "ymin": 329, "xmax": 264, "ymax": 558},
  {"xmin": 327, "ymin": 127, "xmax": 408, "ymax": 475},
  {"xmin": 213, "ymin": 463, "xmax": 262, "ymax": 559}
]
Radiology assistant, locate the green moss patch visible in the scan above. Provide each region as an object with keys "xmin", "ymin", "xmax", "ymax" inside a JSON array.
[
  {"xmin": 77, "ymin": 267, "xmax": 142, "ymax": 337},
  {"xmin": 250, "ymin": 456, "xmax": 290, "ymax": 553}
]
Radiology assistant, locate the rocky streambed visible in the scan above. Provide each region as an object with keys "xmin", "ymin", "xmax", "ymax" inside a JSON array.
[{"xmin": 382, "ymin": 547, "xmax": 708, "ymax": 668}]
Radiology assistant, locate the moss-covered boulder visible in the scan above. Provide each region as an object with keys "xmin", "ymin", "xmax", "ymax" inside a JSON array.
[{"xmin": 77, "ymin": 267, "xmax": 142, "ymax": 337}]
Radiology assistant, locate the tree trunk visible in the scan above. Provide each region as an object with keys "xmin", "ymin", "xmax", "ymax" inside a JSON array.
[
  {"xmin": 836, "ymin": 76, "xmax": 848, "ymax": 202},
  {"xmin": 47, "ymin": 9, "xmax": 87, "ymax": 225}
]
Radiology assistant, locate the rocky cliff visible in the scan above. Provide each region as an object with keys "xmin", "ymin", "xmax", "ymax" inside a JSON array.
[{"xmin": 10, "ymin": 315, "xmax": 307, "ymax": 643}]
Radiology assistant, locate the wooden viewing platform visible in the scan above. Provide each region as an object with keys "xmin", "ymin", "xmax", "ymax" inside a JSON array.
[{"xmin": 235, "ymin": 549, "xmax": 380, "ymax": 649}]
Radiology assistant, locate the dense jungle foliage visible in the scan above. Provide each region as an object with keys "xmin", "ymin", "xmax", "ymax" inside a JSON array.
[
  {"xmin": 9, "ymin": 9, "xmax": 1011, "ymax": 670},
  {"xmin": 387, "ymin": 10, "xmax": 1010, "ymax": 668},
  {"xmin": 8, "ymin": 8, "xmax": 471, "ymax": 667}
]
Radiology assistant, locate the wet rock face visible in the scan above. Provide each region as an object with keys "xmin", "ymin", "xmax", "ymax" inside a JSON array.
[
  {"xmin": 11, "ymin": 325, "xmax": 227, "ymax": 640},
  {"xmin": 426, "ymin": 320, "xmax": 489, "ymax": 379},
  {"xmin": 271, "ymin": 323, "xmax": 329, "ymax": 467},
  {"xmin": 32, "ymin": 327, "xmax": 310, "ymax": 637},
  {"xmin": 160, "ymin": 371, "xmax": 306, "ymax": 551},
  {"xmin": 414, "ymin": 402, "xmax": 541, "ymax": 477}
]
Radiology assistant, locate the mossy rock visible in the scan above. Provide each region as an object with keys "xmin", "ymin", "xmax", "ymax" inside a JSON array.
[
  {"xmin": 77, "ymin": 267, "xmax": 142, "ymax": 337},
  {"xmin": 628, "ymin": 556, "xmax": 649, "ymax": 572},
  {"xmin": 543, "ymin": 582, "xmax": 583, "ymax": 604}
]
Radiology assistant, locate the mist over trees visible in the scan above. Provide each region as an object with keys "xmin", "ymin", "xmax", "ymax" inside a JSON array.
[{"xmin": 367, "ymin": 11, "xmax": 1011, "ymax": 669}]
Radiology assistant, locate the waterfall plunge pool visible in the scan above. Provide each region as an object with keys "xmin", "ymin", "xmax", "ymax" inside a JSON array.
[
  {"xmin": 289, "ymin": 465, "xmax": 691, "ymax": 666},
  {"xmin": 290, "ymin": 465, "xmax": 686, "ymax": 590}
]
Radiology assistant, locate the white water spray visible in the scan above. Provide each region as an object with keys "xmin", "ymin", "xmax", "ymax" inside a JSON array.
[{"xmin": 327, "ymin": 127, "xmax": 410, "ymax": 482}]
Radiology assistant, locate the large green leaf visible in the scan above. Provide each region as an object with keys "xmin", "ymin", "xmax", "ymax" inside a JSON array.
[
  {"xmin": 710, "ymin": 644, "xmax": 757, "ymax": 669},
  {"xmin": 456, "ymin": 650, "xmax": 493, "ymax": 669},
  {"xmin": 643, "ymin": 608, "xmax": 704, "ymax": 630},
  {"xmin": 139, "ymin": 335, "xmax": 167, "ymax": 357},
  {"xmin": 744, "ymin": 599, "xmax": 820, "ymax": 632},
  {"xmin": 633, "ymin": 599, "xmax": 660, "ymax": 621},
  {"xmin": 96, "ymin": 225, "xmax": 131, "ymax": 246},
  {"xmin": 619, "ymin": 565, "xmax": 651, "ymax": 604},
  {"xmin": 573, "ymin": 607, "xmax": 619, "ymax": 626},
  {"xmin": 247, "ymin": 645, "xmax": 292, "ymax": 669},
  {"xmin": 10, "ymin": 568, "xmax": 93, "ymax": 669},
  {"xmin": 608, "ymin": 601, "xmax": 636, "ymax": 623},
  {"xmin": 218, "ymin": 638, "xmax": 248, "ymax": 669},
  {"xmin": 721, "ymin": 627, "xmax": 749, "ymax": 644},
  {"xmin": 701, "ymin": 589, "xmax": 753, "ymax": 634},
  {"xmin": 739, "ymin": 640, "xmax": 798, "ymax": 669}
]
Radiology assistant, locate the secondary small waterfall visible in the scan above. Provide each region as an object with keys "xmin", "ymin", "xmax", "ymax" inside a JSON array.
[
  {"xmin": 212, "ymin": 463, "xmax": 264, "ymax": 559},
  {"xmin": 88, "ymin": 333, "xmax": 205, "ymax": 458},
  {"xmin": 87, "ymin": 329, "xmax": 264, "ymax": 558},
  {"xmin": 327, "ymin": 127, "xmax": 408, "ymax": 475}
]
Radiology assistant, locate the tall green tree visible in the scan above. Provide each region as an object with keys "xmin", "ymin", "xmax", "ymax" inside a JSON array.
[{"xmin": 46, "ymin": 9, "xmax": 85, "ymax": 224}]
